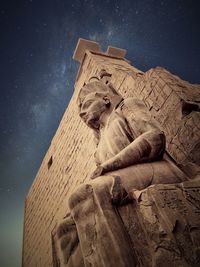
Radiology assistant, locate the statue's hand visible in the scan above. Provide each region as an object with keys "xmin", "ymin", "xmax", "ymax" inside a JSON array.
[{"xmin": 91, "ymin": 165, "xmax": 105, "ymax": 179}]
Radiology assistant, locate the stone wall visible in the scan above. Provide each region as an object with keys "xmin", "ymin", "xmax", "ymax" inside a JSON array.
[{"xmin": 22, "ymin": 49, "xmax": 200, "ymax": 266}]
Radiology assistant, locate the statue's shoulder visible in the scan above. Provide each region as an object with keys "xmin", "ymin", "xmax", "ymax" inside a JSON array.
[
  {"xmin": 120, "ymin": 97, "xmax": 162, "ymax": 135},
  {"xmin": 122, "ymin": 97, "xmax": 145, "ymax": 107},
  {"xmin": 120, "ymin": 97, "xmax": 150, "ymax": 117}
]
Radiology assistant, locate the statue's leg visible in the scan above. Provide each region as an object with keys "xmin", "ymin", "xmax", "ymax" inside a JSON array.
[
  {"xmin": 108, "ymin": 159, "xmax": 187, "ymax": 195},
  {"xmin": 68, "ymin": 175, "xmax": 137, "ymax": 267},
  {"xmin": 150, "ymin": 158, "xmax": 188, "ymax": 185}
]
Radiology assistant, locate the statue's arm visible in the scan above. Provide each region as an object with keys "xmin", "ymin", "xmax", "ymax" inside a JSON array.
[{"xmin": 101, "ymin": 129, "xmax": 165, "ymax": 173}]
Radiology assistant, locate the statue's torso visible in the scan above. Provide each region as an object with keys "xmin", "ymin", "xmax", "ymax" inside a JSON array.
[
  {"xmin": 95, "ymin": 106, "xmax": 133, "ymax": 165},
  {"xmin": 94, "ymin": 99, "xmax": 187, "ymax": 188}
]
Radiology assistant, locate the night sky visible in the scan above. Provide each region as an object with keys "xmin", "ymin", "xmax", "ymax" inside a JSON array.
[{"xmin": 0, "ymin": 0, "xmax": 200, "ymax": 266}]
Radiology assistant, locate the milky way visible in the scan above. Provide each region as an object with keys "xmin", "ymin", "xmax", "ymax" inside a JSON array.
[{"xmin": 0, "ymin": 0, "xmax": 200, "ymax": 266}]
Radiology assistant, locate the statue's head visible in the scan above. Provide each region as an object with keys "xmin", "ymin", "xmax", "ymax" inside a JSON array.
[{"xmin": 77, "ymin": 75, "xmax": 122, "ymax": 130}]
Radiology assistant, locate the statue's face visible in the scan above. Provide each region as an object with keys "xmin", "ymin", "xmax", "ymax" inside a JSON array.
[{"xmin": 79, "ymin": 94, "xmax": 109, "ymax": 130}]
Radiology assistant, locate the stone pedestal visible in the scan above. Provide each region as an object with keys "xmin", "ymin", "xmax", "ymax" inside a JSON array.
[{"xmin": 120, "ymin": 178, "xmax": 200, "ymax": 267}]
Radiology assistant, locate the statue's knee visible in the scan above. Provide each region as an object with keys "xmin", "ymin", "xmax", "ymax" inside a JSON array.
[
  {"xmin": 92, "ymin": 175, "xmax": 113, "ymax": 190},
  {"xmin": 68, "ymin": 183, "xmax": 93, "ymax": 210},
  {"xmin": 68, "ymin": 177, "xmax": 113, "ymax": 210}
]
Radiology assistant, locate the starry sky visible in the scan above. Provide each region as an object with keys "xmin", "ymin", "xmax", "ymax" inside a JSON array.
[{"xmin": 0, "ymin": 0, "xmax": 200, "ymax": 266}]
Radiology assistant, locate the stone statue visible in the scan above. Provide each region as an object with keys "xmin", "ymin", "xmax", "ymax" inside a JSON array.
[{"xmin": 55, "ymin": 73, "xmax": 188, "ymax": 267}]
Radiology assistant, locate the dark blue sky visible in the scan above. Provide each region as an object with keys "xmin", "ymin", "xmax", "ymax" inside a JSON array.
[{"xmin": 0, "ymin": 0, "xmax": 200, "ymax": 266}]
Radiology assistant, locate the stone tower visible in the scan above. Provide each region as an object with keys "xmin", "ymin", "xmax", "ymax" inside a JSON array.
[{"xmin": 22, "ymin": 39, "xmax": 200, "ymax": 267}]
